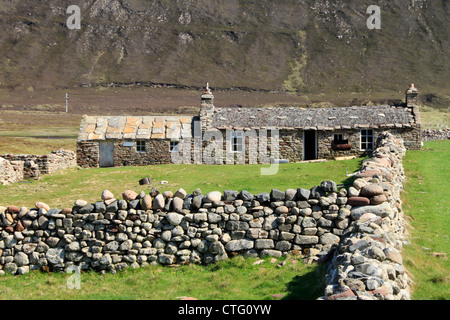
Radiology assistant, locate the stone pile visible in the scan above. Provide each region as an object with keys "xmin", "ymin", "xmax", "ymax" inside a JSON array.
[{"xmin": 320, "ymin": 132, "xmax": 411, "ymax": 300}]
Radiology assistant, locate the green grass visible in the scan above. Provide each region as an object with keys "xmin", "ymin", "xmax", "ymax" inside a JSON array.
[
  {"xmin": 0, "ymin": 255, "xmax": 326, "ymax": 300},
  {"xmin": 0, "ymin": 158, "xmax": 363, "ymax": 209},
  {"xmin": 402, "ymin": 140, "xmax": 450, "ymax": 300}
]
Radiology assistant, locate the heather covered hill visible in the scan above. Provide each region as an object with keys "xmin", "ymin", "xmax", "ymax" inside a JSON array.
[{"xmin": 0, "ymin": 0, "xmax": 448, "ymax": 94}]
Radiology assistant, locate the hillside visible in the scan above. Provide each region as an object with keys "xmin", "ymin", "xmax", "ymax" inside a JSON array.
[{"xmin": 0, "ymin": 0, "xmax": 448, "ymax": 95}]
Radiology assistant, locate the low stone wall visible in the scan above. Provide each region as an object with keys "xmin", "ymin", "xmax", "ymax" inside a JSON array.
[
  {"xmin": 0, "ymin": 157, "xmax": 24, "ymax": 185},
  {"xmin": 422, "ymin": 128, "xmax": 450, "ymax": 141},
  {"xmin": 320, "ymin": 132, "xmax": 411, "ymax": 300},
  {"xmin": 0, "ymin": 149, "xmax": 76, "ymax": 181},
  {"xmin": 0, "ymin": 133, "xmax": 411, "ymax": 300}
]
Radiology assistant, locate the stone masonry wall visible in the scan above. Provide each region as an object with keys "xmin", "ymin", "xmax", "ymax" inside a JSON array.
[
  {"xmin": 1, "ymin": 149, "xmax": 76, "ymax": 179},
  {"xmin": 320, "ymin": 132, "xmax": 411, "ymax": 300},
  {"xmin": 1, "ymin": 133, "xmax": 411, "ymax": 300},
  {"xmin": 0, "ymin": 157, "xmax": 24, "ymax": 186}
]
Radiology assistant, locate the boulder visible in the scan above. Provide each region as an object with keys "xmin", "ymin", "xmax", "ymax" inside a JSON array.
[
  {"xmin": 351, "ymin": 202, "xmax": 393, "ymax": 220},
  {"xmin": 347, "ymin": 197, "xmax": 371, "ymax": 206},
  {"xmin": 360, "ymin": 184, "xmax": 384, "ymax": 197},
  {"xmin": 74, "ymin": 199, "xmax": 88, "ymax": 207},
  {"xmin": 270, "ymin": 189, "xmax": 285, "ymax": 201},
  {"xmin": 205, "ymin": 191, "xmax": 222, "ymax": 203},
  {"xmin": 35, "ymin": 202, "xmax": 50, "ymax": 211},
  {"xmin": 166, "ymin": 212, "xmax": 183, "ymax": 226},
  {"xmin": 46, "ymin": 248, "xmax": 65, "ymax": 265},
  {"xmin": 152, "ymin": 194, "xmax": 165, "ymax": 210},
  {"xmin": 239, "ymin": 190, "xmax": 254, "ymax": 201},
  {"xmin": 225, "ymin": 239, "xmax": 254, "ymax": 251},
  {"xmin": 101, "ymin": 190, "xmax": 115, "ymax": 201},
  {"xmin": 321, "ymin": 180, "xmax": 337, "ymax": 193},
  {"xmin": 296, "ymin": 188, "xmax": 311, "ymax": 200},
  {"xmin": 370, "ymin": 194, "xmax": 387, "ymax": 205},
  {"xmin": 122, "ymin": 190, "xmax": 138, "ymax": 201},
  {"xmin": 174, "ymin": 188, "xmax": 187, "ymax": 199}
]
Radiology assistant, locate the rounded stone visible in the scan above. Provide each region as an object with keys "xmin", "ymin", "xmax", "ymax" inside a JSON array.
[
  {"xmin": 360, "ymin": 184, "xmax": 384, "ymax": 197},
  {"xmin": 74, "ymin": 199, "xmax": 88, "ymax": 207},
  {"xmin": 141, "ymin": 195, "xmax": 153, "ymax": 210},
  {"xmin": 14, "ymin": 252, "xmax": 29, "ymax": 267},
  {"xmin": 166, "ymin": 212, "xmax": 183, "ymax": 226},
  {"xmin": 205, "ymin": 191, "xmax": 222, "ymax": 203},
  {"xmin": 371, "ymin": 194, "xmax": 387, "ymax": 205},
  {"xmin": 122, "ymin": 190, "xmax": 138, "ymax": 201},
  {"xmin": 101, "ymin": 190, "xmax": 115, "ymax": 201},
  {"xmin": 35, "ymin": 202, "xmax": 50, "ymax": 211},
  {"xmin": 347, "ymin": 197, "xmax": 371, "ymax": 206}
]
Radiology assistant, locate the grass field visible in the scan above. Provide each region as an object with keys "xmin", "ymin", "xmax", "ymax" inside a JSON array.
[
  {"xmin": 0, "ymin": 255, "xmax": 327, "ymax": 300},
  {"xmin": 402, "ymin": 140, "xmax": 450, "ymax": 300}
]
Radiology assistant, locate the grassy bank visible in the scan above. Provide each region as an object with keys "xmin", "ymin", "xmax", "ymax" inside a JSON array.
[{"xmin": 402, "ymin": 140, "xmax": 450, "ymax": 300}]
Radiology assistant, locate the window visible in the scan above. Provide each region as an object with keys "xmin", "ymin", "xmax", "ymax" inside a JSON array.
[
  {"xmin": 230, "ymin": 131, "xmax": 244, "ymax": 153},
  {"xmin": 169, "ymin": 141, "xmax": 179, "ymax": 153},
  {"xmin": 333, "ymin": 134, "xmax": 348, "ymax": 144},
  {"xmin": 360, "ymin": 129, "xmax": 374, "ymax": 151},
  {"xmin": 136, "ymin": 141, "xmax": 146, "ymax": 152}
]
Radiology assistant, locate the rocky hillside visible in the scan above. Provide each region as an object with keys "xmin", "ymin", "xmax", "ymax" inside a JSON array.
[{"xmin": 0, "ymin": 0, "xmax": 448, "ymax": 94}]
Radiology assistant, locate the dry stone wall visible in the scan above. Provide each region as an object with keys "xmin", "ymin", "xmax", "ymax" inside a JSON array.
[
  {"xmin": 320, "ymin": 132, "xmax": 411, "ymax": 300},
  {"xmin": 0, "ymin": 133, "xmax": 411, "ymax": 300},
  {"xmin": 0, "ymin": 157, "xmax": 23, "ymax": 185},
  {"xmin": 1, "ymin": 149, "xmax": 76, "ymax": 182}
]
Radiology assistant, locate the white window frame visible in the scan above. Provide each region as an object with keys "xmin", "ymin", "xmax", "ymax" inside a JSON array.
[
  {"xmin": 136, "ymin": 140, "xmax": 146, "ymax": 153},
  {"xmin": 169, "ymin": 141, "xmax": 179, "ymax": 153},
  {"xmin": 360, "ymin": 129, "xmax": 374, "ymax": 151},
  {"xmin": 230, "ymin": 131, "xmax": 244, "ymax": 153}
]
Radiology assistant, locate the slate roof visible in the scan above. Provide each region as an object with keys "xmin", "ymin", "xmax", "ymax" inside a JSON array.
[
  {"xmin": 210, "ymin": 105, "xmax": 418, "ymax": 130},
  {"xmin": 78, "ymin": 105, "xmax": 419, "ymax": 141},
  {"xmin": 77, "ymin": 115, "xmax": 194, "ymax": 141}
]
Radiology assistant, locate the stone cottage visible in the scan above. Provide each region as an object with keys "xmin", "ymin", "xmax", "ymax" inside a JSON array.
[{"xmin": 77, "ymin": 84, "xmax": 421, "ymax": 167}]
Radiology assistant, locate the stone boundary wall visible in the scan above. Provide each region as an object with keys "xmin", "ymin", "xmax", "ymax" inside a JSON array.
[
  {"xmin": 0, "ymin": 133, "xmax": 411, "ymax": 300},
  {"xmin": 421, "ymin": 128, "xmax": 450, "ymax": 141},
  {"xmin": 320, "ymin": 132, "xmax": 411, "ymax": 300},
  {"xmin": 0, "ymin": 149, "xmax": 76, "ymax": 182}
]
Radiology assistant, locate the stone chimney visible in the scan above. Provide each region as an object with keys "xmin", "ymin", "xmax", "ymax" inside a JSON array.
[
  {"xmin": 405, "ymin": 83, "xmax": 420, "ymax": 107},
  {"xmin": 200, "ymin": 82, "xmax": 215, "ymax": 132}
]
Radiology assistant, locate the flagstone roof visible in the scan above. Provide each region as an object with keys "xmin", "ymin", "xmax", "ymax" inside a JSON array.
[
  {"xmin": 78, "ymin": 104, "xmax": 420, "ymax": 141},
  {"xmin": 77, "ymin": 115, "xmax": 194, "ymax": 141},
  {"xmin": 209, "ymin": 105, "xmax": 419, "ymax": 130}
]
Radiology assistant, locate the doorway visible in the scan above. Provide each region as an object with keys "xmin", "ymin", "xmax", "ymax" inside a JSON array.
[
  {"xmin": 99, "ymin": 141, "xmax": 114, "ymax": 167},
  {"xmin": 303, "ymin": 130, "xmax": 317, "ymax": 161}
]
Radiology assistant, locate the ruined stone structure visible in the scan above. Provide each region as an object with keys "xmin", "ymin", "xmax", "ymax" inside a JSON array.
[
  {"xmin": 0, "ymin": 150, "xmax": 76, "ymax": 185},
  {"xmin": 77, "ymin": 84, "xmax": 421, "ymax": 168}
]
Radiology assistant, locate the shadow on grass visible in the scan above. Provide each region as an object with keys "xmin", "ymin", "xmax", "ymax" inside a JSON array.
[{"xmin": 282, "ymin": 263, "xmax": 328, "ymax": 300}]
